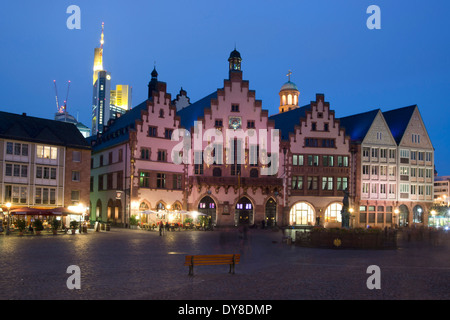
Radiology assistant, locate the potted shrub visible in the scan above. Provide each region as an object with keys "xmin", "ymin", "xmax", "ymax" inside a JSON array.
[
  {"xmin": 70, "ymin": 220, "xmax": 79, "ymax": 235},
  {"xmin": 34, "ymin": 219, "xmax": 44, "ymax": 235},
  {"xmin": 129, "ymin": 215, "xmax": 138, "ymax": 229},
  {"xmin": 16, "ymin": 219, "xmax": 26, "ymax": 236},
  {"xmin": 51, "ymin": 219, "xmax": 61, "ymax": 235}
]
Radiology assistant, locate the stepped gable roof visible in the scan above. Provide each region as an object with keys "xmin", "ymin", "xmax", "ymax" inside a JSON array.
[
  {"xmin": 0, "ymin": 111, "xmax": 90, "ymax": 149},
  {"xmin": 176, "ymin": 92, "xmax": 217, "ymax": 130},
  {"xmin": 382, "ymin": 105, "xmax": 417, "ymax": 144},
  {"xmin": 90, "ymin": 99, "xmax": 148, "ymax": 151},
  {"xmin": 338, "ymin": 109, "xmax": 380, "ymax": 143},
  {"xmin": 268, "ymin": 104, "xmax": 311, "ymax": 141}
]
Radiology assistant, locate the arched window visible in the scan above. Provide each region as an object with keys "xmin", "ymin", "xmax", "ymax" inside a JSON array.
[
  {"xmin": 287, "ymin": 94, "xmax": 293, "ymax": 105},
  {"xmin": 289, "ymin": 202, "xmax": 315, "ymax": 225},
  {"xmin": 325, "ymin": 203, "xmax": 342, "ymax": 223},
  {"xmin": 172, "ymin": 202, "xmax": 182, "ymax": 211},
  {"xmin": 282, "ymin": 95, "xmax": 286, "ymax": 106},
  {"xmin": 294, "ymin": 94, "xmax": 298, "ymax": 106},
  {"xmin": 159, "ymin": 109, "xmax": 164, "ymax": 118},
  {"xmin": 139, "ymin": 202, "xmax": 149, "ymax": 211},
  {"xmin": 413, "ymin": 205, "xmax": 423, "ymax": 223},
  {"xmin": 156, "ymin": 202, "xmax": 165, "ymax": 211}
]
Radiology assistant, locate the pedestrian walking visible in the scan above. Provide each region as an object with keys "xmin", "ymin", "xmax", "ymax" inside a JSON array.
[
  {"xmin": 261, "ymin": 219, "xmax": 265, "ymax": 230},
  {"xmin": 159, "ymin": 221, "xmax": 163, "ymax": 236}
]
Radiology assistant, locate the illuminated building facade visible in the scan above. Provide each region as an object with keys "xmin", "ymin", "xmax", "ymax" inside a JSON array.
[
  {"xmin": 0, "ymin": 111, "xmax": 91, "ymax": 225},
  {"xmin": 88, "ymin": 50, "xmax": 435, "ymax": 229}
]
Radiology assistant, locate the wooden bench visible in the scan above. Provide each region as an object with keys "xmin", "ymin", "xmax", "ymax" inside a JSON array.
[{"xmin": 184, "ymin": 254, "xmax": 240, "ymax": 276}]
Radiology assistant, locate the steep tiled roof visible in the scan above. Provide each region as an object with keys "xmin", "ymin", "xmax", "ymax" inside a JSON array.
[
  {"xmin": 268, "ymin": 105, "xmax": 310, "ymax": 141},
  {"xmin": 0, "ymin": 111, "xmax": 90, "ymax": 149},
  {"xmin": 338, "ymin": 109, "xmax": 380, "ymax": 143},
  {"xmin": 89, "ymin": 100, "xmax": 148, "ymax": 152},
  {"xmin": 176, "ymin": 92, "xmax": 217, "ymax": 130},
  {"xmin": 382, "ymin": 105, "xmax": 416, "ymax": 144}
]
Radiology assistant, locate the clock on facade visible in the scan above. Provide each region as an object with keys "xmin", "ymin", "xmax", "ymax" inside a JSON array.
[{"xmin": 228, "ymin": 117, "xmax": 242, "ymax": 130}]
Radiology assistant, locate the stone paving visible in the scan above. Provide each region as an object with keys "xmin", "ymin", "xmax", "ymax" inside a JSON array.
[{"xmin": 0, "ymin": 227, "xmax": 449, "ymax": 300}]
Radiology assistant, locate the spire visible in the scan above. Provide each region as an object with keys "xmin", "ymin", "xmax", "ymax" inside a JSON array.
[
  {"xmin": 93, "ymin": 22, "xmax": 105, "ymax": 85},
  {"xmin": 100, "ymin": 22, "xmax": 105, "ymax": 49}
]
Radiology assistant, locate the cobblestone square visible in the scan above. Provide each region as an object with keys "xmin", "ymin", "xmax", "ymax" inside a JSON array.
[{"xmin": 0, "ymin": 228, "xmax": 449, "ymax": 300}]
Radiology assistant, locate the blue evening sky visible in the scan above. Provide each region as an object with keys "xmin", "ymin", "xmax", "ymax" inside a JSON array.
[{"xmin": 0, "ymin": 0, "xmax": 449, "ymax": 174}]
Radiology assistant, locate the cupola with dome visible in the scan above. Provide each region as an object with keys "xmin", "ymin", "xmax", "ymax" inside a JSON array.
[{"xmin": 279, "ymin": 70, "xmax": 300, "ymax": 113}]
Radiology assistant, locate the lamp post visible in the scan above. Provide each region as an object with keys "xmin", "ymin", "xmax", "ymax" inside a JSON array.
[{"xmin": 5, "ymin": 202, "xmax": 11, "ymax": 236}]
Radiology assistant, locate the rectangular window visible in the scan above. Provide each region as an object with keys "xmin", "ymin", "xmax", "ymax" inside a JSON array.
[
  {"xmin": 362, "ymin": 183, "xmax": 369, "ymax": 194},
  {"xmin": 156, "ymin": 173, "xmax": 166, "ymax": 189},
  {"xmin": 322, "ymin": 177, "xmax": 333, "ymax": 191},
  {"xmin": 173, "ymin": 174, "xmax": 182, "ymax": 190},
  {"xmin": 362, "ymin": 165, "xmax": 370, "ymax": 175},
  {"xmin": 71, "ymin": 190, "xmax": 80, "ymax": 204},
  {"xmin": 73, "ymin": 151, "xmax": 81, "ymax": 162},
  {"xmin": 400, "ymin": 149, "xmax": 410, "ymax": 158},
  {"xmin": 6, "ymin": 142, "xmax": 13, "ymax": 155},
  {"xmin": 164, "ymin": 129, "xmax": 173, "ymax": 139},
  {"xmin": 72, "ymin": 171, "xmax": 80, "ymax": 182},
  {"xmin": 194, "ymin": 151, "xmax": 204, "ymax": 175},
  {"xmin": 389, "ymin": 149, "xmax": 396, "ymax": 159},
  {"xmin": 148, "ymin": 126, "xmax": 157, "ymax": 137},
  {"xmin": 36, "ymin": 145, "xmax": 58, "ymax": 160},
  {"xmin": 231, "ymin": 104, "xmax": 239, "ymax": 112},
  {"xmin": 363, "ymin": 147, "xmax": 370, "ymax": 158},
  {"xmin": 157, "ymin": 150, "xmax": 167, "ymax": 162},
  {"xmin": 139, "ymin": 172, "xmax": 150, "ymax": 188},
  {"xmin": 141, "ymin": 148, "xmax": 150, "ymax": 160},
  {"xmin": 371, "ymin": 148, "xmax": 378, "ymax": 158},
  {"xmin": 307, "ymin": 176, "xmax": 318, "ymax": 190}
]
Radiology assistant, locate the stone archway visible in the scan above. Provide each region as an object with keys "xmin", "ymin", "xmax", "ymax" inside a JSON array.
[
  {"xmin": 264, "ymin": 198, "xmax": 277, "ymax": 227},
  {"xmin": 399, "ymin": 204, "xmax": 409, "ymax": 227},
  {"xmin": 235, "ymin": 197, "xmax": 254, "ymax": 225},
  {"xmin": 198, "ymin": 196, "xmax": 217, "ymax": 227}
]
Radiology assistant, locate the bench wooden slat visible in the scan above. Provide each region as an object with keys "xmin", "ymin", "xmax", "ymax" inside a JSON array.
[{"xmin": 185, "ymin": 254, "xmax": 240, "ymax": 275}]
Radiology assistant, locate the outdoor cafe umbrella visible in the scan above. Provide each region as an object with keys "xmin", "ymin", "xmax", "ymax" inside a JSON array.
[{"xmin": 9, "ymin": 207, "xmax": 52, "ymax": 216}]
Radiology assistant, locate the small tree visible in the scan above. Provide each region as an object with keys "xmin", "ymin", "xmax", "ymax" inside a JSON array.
[
  {"xmin": 16, "ymin": 219, "xmax": 26, "ymax": 233},
  {"xmin": 129, "ymin": 215, "xmax": 138, "ymax": 226},
  {"xmin": 70, "ymin": 220, "xmax": 79, "ymax": 230}
]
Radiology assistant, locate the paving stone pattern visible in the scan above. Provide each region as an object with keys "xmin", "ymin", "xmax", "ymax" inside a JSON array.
[{"xmin": 0, "ymin": 228, "xmax": 449, "ymax": 300}]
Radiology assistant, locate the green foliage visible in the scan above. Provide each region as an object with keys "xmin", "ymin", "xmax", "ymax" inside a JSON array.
[
  {"xmin": 184, "ymin": 217, "xmax": 193, "ymax": 225},
  {"xmin": 70, "ymin": 220, "xmax": 79, "ymax": 230},
  {"xmin": 33, "ymin": 219, "xmax": 44, "ymax": 231},
  {"xmin": 129, "ymin": 215, "xmax": 138, "ymax": 226},
  {"xmin": 51, "ymin": 219, "xmax": 61, "ymax": 230},
  {"xmin": 16, "ymin": 219, "xmax": 26, "ymax": 232}
]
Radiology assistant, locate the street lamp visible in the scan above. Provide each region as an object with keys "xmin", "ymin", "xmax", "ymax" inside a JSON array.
[{"xmin": 5, "ymin": 202, "xmax": 11, "ymax": 236}]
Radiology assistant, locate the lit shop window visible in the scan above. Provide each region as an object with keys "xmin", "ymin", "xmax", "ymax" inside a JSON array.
[{"xmin": 325, "ymin": 203, "xmax": 342, "ymax": 223}]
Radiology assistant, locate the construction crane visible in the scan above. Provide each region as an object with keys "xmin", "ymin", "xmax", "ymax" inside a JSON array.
[{"xmin": 53, "ymin": 80, "xmax": 71, "ymax": 114}]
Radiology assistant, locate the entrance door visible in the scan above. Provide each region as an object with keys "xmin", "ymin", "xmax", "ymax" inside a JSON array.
[
  {"xmin": 265, "ymin": 198, "xmax": 277, "ymax": 227},
  {"xmin": 399, "ymin": 205, "xmax": 409, "ymax": 227},
  {"xmin": 236, "ymin": 197, "xmax": 253, "ymax": 225},
  {"xmin": 198, "ymin": 196, "xmax": 216, "ymax": 226}
]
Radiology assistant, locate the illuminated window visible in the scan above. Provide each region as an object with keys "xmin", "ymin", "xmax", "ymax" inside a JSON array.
[
  {"xmin": 325, "ymin": 203, "xmax": 342, "ymax": 223},
  {"xmin": 289, "ymin": 202, "xmax": 315, "ymax": 225}
]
